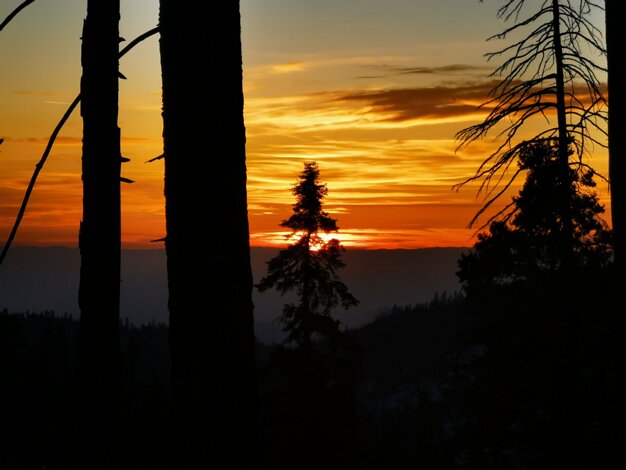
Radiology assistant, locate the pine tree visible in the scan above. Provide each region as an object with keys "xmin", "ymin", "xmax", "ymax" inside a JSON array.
[
  {"xmin": 257, "ymin": 162, "xmax": 359, "ymax": 469},
  {"xmin": 458, "ymin": 140, "xmax": 611, "ymax": 298},
  {"xmin": 257, "ymin": 162, "xmax": 358, "ymax": 353},
  {"xmin": 455, "ymin": 140, "xmax": 612, "ymax": 467}
]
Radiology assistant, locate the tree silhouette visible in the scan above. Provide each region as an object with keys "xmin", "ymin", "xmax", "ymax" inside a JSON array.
[
  {"xmin": 458, "ymin": 0, "xmax": 606, "ymax": 268},
  {"xmin": 257, "ymin": 162, "xmax": 359, "ymax": 469},
  {"xmin": 159, "ymin": 0, "xmax": 258, "ymax": 466},
  {"xmin": 75, "ymin": 1, "xmax": 123, "ymax": 468},
  {"xmin": 257, "ymin": 162, "xmax": 358, "ymax": 354},
  {"xmin": 455, "ymin": 6, "xmax": 610, "ymax": 460},
  {"xmin": 606, "ymin": 0, "xmax": 626, "ymax": 278},
  {"xmin": 458, "ymin": 140, "xmax": 611, "ymax": 298},
  {"xmin": 451, "ymin": 140, "xmax": 612, "ymax": 468}
]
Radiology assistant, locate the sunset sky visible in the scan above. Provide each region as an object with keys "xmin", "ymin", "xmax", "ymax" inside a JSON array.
[{"xmin": 0, "ymin": 0, "xmax": 609, "ymax": 249}]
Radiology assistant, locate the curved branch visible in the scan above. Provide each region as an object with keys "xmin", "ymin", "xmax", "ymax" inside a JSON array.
[
  {"xmin": 0, "ymin": 95, "xmax": 79, "ymax": 265},
  {"xmin": 0, "ymin": 0, "xmax": 35, "ymax": 32},
  {"xmin": 119, "ymin": 27, "xmax": 159, "ymax": 59},
  {"xmin": 0, "ymin": 26, "xmax": 159, "ymax": 266}
]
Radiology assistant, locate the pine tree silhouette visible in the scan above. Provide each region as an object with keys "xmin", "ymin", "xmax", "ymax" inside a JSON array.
[{"xmin": 257, "ymin": 162, "xmax": 358, "ymax": 354}]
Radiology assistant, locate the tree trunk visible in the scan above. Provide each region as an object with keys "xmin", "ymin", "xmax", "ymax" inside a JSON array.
[
  {"xmin": 606, "ymin": 0, "xmax": 625, "ymax": 279},
  {"xmin": 551, "ymin": 0, "xmax": 574, "ymax": 268},
  {"xmin": 159, "ymin": 0, "xmax": 258, "ymax": 465},
  {"xmin": 604, "ymin": 3, "xmax": 626, "ymax": 463},
  {"xmin": 550, "ymin": 2, "xmax": 580, "ymax": 465},
  {"xmin": 76, "ymin": 1, "xmax": 122, "ymax": 468}
]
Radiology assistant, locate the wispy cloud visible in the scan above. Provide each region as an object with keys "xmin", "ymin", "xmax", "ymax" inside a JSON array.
[
  {"xmin": 335, "ymin": 81, "xmax": 497, "ymax": 122},
  {"xmin": 394, "ymin": 64, "xmax": 491, "ymax": 75},
  {"xmin": 241, "ymin": 74, "xmax": 541, "ymax": 247},
  {"xmin": 247, "ymin": 54, "xmax": 417, "ymax": 78},
  {"xmin": 11, "ymin": 136, "xmax": 158, "ymax": 146},
  {"xmin": 245, "ymin": 80, "xmax": 499, "ymax": 136},
  {"xmin": 14, "ymin": 90, "xmax": 57, "ymax": 97},
  {"xmin": 356, "ymin": 63, "xmax": 491, "ymax": 79},
  {"xmin": 270, "ymin": 61, "xmax": 308, "ymax": 74}
]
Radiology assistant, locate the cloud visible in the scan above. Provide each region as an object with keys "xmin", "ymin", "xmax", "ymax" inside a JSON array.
[
  {"xmin": 14, "ymin": 90, "xmax": 57, "ymax": 97},
  {"xmin": 334, "ymin": 81, "xmax": 498, "ymax": 122},
  {"xmin": 357, "ymin": 64, "xmax": 491, "ymax": 79},
  {"xmin": 248, "ymin": 54, "xmax": 420, "ymax": 79},
  {"xmin": 10, "ymin": 136, "xmax": 157, "ymax": 146},
  {"xmin": 9, "ymin": 136, "xmax": 81, "ymax": 145},
  {"xmin": 271, "ymin": 62, "xmax": 307, "ymax": 74},
  {"xmin": 394, "ymin": 64, "xmax": 491, "ymax": 75},
  {"xmin": 244, "ymin": 81, "xmax": 499, "ymax": 135}
]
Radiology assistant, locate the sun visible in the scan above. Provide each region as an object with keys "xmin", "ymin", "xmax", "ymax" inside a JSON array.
[{"xmin": 255, "ymin": 230, "xmax": 348, "ymax": 251}]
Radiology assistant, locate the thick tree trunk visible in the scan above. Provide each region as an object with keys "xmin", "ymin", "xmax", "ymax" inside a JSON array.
[
  {"xmin": 160, "ymin": 0, "xmax": 258, "ymax": 465},
  {"xmin": 76, "ymin": 1, "xmax": 121, "ymax": 468},
  {"xmin": 606, "ymin": 0, "xmax": 625, "ymax": 279},
  {"xmin": 604, "ymin": 3, "xmax": 626, "ymax": 462}
]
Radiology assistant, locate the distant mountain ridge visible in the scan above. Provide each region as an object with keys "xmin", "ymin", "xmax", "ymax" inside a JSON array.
[{"xmin": 0, "ymin": 246, "xmax": 466, "ymax": 343}]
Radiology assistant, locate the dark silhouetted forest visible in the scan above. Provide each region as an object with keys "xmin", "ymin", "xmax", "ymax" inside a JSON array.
[
  {"xmin": 0, "ymin": 295, "xmax": 467, "ymax": 469},
  {"xmin": 3, "ymin": 275, "xmax": 624, "ymax": 469}
]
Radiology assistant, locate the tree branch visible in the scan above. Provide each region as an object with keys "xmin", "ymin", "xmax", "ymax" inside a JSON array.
[
  {"xmin": 0, "ymin": 95, "xmax": 80, "ymax": 265},
  {"xmin": 0, "ymin": 0, "xmax": 36, "ymax": 32},
  {"xmin": 0, "ymin": 26, "xmax": 159, "ymax": 266}
]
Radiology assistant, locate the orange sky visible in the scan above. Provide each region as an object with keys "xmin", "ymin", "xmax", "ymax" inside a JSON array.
[{"xmin": 0, "ymin": 0, "xmax": 609, "ymax": 250}]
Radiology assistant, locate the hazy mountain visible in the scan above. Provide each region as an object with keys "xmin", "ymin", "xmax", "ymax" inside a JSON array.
[{"xmin": 0, "ymin": 246, "xmax": 466, "ymax": 343}]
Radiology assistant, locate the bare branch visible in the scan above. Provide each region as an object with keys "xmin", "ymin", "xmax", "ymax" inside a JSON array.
[
  {"xmin": 119, "ymin": 27, "xmax": 159, "ymax": 59},
  {"xmin": 0, "ymin": 26, "xmax": 160, "ymax": 266},
  {"xmin": 145, "ymin": 153, "xmax": 164, "ymax": 163},
  {"xmin": 454, "ymin": 0, "xmax": 607, "ymax": 229},
  {"xmin": 0, "ymin": 94, "xmax": 80, "ymax": 265},
  {"xmin": 0, "ymin": 0, "xmax": 36, "ymax": 32}
]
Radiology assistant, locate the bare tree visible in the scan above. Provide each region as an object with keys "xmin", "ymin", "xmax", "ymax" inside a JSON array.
[
  {"xmin": 457, "ymin": 0, "xmax": 607, "ymax": 267},
  {"xmin": 159, "ymin": 0, "xmax": 258, "ymax": 465}
]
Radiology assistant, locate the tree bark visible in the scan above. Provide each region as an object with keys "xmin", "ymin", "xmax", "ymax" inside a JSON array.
[
  {"xmin": 76, "ymin": 1, "xmax": 122, "ymax": 468},
  {"xmin": 606, "ymin": 0, "xmax": 625, "ymax": 279},
  {"xmin": 159, "ymin": 0, "xmax": 258, "ymax": 465},
  {"xmin": 551, "ymin": 0, "xmax": 574, "ymax": 268},
  {"xmin": 550, "ymin": 3, "xmax": 580, "ymax": 465}
]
